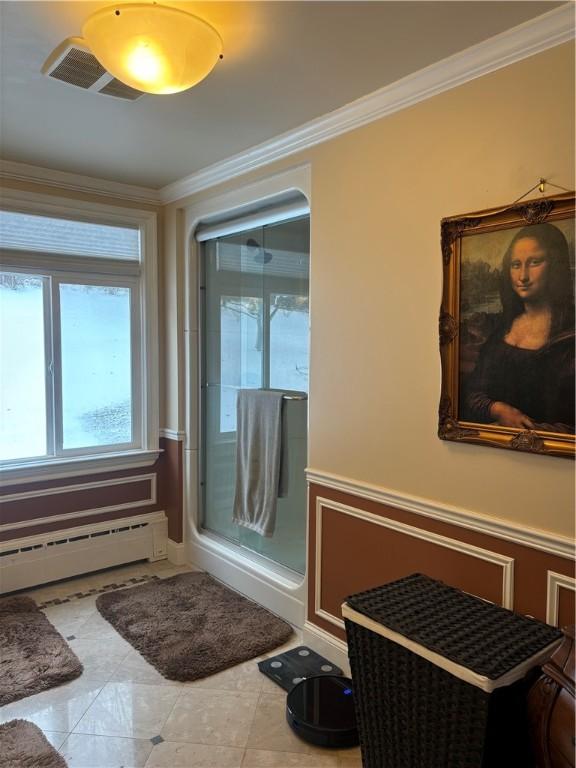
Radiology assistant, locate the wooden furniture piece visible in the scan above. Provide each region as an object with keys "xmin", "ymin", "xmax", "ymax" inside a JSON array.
[{"xmin": 528, "ymin": 625, "xmax": 575, "ymax": 768}]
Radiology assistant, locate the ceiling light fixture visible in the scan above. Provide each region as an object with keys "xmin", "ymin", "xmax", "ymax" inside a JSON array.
[{"xmin": 81, "ymin": 3, "xmax": 223, "ymax": 95}]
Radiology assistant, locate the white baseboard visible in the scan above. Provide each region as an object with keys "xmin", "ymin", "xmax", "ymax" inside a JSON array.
[
  {"xmin": 303, "ymin": 620, "xmax": 351, "ymax": 676},
  {"xmin": 167, "ymin": 539, "xmax": 186, "ymax": 565}
]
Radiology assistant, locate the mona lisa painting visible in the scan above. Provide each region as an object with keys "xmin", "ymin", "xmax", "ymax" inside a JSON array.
[{"xmin": 439, "ymin": 192, "xmax": 575, "ymax": 458}]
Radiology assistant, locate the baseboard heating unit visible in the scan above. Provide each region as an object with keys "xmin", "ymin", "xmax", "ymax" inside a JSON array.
[{"xmin": 0, "ymin": 511, "xmax": 167, "ymax": 593}]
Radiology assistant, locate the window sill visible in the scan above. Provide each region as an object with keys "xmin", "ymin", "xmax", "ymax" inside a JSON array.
[{"xmin": 0, "ymin": 449, "xmax": 162, "ymax": 488}]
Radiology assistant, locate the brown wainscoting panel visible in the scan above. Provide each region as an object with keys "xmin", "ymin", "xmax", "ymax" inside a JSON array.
[
  {"xmin": 0, "ymin": 457, "xmax": 164, "ymax": 542},
  {"xmin": 0, "ymin": 464, "xmax": 158, "ymax": 495},
  {"xmin": 558, "ymin": 585, "xmax": 575, "ymax": 629},
  {"xmin": 157, "ymin": 437, "xmax": 183, "ymax": 543},
  {"xmin": 308, "ymin": 483, "xmax": 575, "ymax": 642},
  {"xmin": 0, "ymin": 439, "xmax": 184, "ymax": 545},
  {"xmin": 314, "ymin": 498, "xmax": 509, "ymax": 640},
  {"xmin": 1, "ymin": 477, "xmax": 154, "ymax": 527},
  {"xmin": 319, "ymin": 499, "xmax": 507, "ymax": 618}
]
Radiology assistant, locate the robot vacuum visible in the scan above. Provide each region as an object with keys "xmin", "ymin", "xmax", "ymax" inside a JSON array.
[{"xmin": 286, "ymin": 675, "xmax": 359, "ymax": 748}]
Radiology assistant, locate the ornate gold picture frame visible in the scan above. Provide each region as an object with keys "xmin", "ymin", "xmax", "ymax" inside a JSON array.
[{"xmin": 439, "ymin": 192, "xmax": 575, "ymax": 458}]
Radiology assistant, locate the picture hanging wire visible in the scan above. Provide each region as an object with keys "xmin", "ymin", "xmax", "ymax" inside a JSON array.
[{"xmin": 511, "ymin": 177, "xmax": 573, "ymax": 205}]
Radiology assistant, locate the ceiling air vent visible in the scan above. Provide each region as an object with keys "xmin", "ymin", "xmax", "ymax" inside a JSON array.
[
  {"xmin": 42, "ymin": 37, "xmax": 145, "ymax": 101},
  {"xmin": 98, "ymin": 78, "xmax": 143, "ymax": 101}
]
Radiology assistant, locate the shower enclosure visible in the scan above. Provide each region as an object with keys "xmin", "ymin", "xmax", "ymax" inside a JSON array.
[{"xmin": 200, "ymin": 215, "xmax": 310, "ymax": 575}]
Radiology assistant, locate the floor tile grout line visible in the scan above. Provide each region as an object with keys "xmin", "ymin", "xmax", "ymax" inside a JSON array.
[
  {"xmin": 153, "ymin": 683, "xmax": 265, "ymax": 753},
  {"xmin": 62, "ymin": 732, "xmax": 158, "ymax": 743},
  {"xmin": 54, "ymin": 730, "xmax": 72, "ymax": 757},
  {"xmin": 66, "ymin": 681, "xmax": 107, "ymax": 735},
  {"xmin": 243, "ymin": 684, "xmax": 265, "ymax": 755},
  {"xmin": 39, "ymin": 730, "xmax": 71, "ymax": 749},
  {"xmin": 150, "ymin": 680, "xmax": 187, "ymax": 746},
  {"xmin": 12, "ymin": 564, "xmax": 314, "ymax": 766}
]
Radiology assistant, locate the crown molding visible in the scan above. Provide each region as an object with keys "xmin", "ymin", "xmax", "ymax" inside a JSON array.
[
  {"xmin": 160, "ymin": 3, "xmax": 574, "ymax": 204},
  {"xmin": 1, "ymin": 6, "xmax": 571, "ymax": 206},
  {"xmin": 0, "ymin": 159, "xmax": 161, "ymax": 205}
]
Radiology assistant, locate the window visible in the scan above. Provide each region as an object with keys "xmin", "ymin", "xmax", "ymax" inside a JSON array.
[{"xmin": 0, "ymin": 202, "xmax": 158, "ymax": 477}]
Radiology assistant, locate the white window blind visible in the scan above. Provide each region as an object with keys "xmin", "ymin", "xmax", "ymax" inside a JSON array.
[{"xmin": 0, "ymin": 210, "xmax": 140, "ymax": 260}]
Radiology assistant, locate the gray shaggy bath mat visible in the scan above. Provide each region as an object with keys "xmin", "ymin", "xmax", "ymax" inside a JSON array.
[
  {"xmin": 0, "ymin": 719, "xmax": 67, "ymax": 768},
  {"xmin": 96, "ymin": 572, "xmax": 293, "ymax": 681},
  {"xmin": 0, "ymin": 596, "xmax": 83, "ymax": 706}
]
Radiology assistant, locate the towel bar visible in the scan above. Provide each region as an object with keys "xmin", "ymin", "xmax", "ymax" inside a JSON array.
[
  {"xmin": 204, "ymin": 384, "xmax": 307, "ymax": 401},
  {"xmin": 280, "ymin": 392, "xmax": 307, "ymax": 401}
]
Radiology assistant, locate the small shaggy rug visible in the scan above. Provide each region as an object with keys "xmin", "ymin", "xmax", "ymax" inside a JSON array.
[
  {"xmin": 0, "ymin": 596, "xmax": 83, "ymax": 706},
  {"xmin": 96, "ymin": 572, "xmax": 294, "ymax": 681},
  {"xmin": 0, "ymin": 719, "xmax": 67, "ymax": 767}
]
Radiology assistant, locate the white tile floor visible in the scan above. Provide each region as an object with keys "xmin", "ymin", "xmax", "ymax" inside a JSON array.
[{"xmin": 1, "ymin": 561, "xmax": 362, "ymax": 767}]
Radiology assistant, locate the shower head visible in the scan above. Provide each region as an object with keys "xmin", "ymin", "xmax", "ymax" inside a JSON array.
[{"xmin": 246, "ymin": 238, "xmax": 273, "ymax": 264}]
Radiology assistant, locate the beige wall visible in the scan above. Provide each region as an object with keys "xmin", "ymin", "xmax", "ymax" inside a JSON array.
[
  {"xmin": 166, "ymin": 42, "xmax": 575, "ymax": 538},
  {"xmin": 308, "ymin": 43, "xmax": 575, "ymax": 535},
  {"xmin": 1, "ymin": 44, "xmax": 573, "ymax": 539}
]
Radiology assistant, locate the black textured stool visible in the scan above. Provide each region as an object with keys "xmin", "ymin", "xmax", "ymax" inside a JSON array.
[{"xmin": 343, "ymin": 573, "xmax": 563, "ymax": 768}]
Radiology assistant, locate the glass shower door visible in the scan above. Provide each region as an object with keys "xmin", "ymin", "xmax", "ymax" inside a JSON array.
[{"xmin": 201, "ymin": 216, "xmax": 309, "ymax": 574}]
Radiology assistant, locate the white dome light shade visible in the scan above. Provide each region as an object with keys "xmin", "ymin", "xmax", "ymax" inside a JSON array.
[{"xmin": 82, "ymin": 3, "xmax": 223, "ymax": 95}]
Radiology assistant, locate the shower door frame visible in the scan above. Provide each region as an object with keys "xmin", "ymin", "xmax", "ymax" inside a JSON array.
[
  {"xmin": 199, "ymin": 242, "xmax": 309, "ymax": 573},
  {"xmin": 182, "ymin": 166, "xmax": 311, "ymax": 628}
]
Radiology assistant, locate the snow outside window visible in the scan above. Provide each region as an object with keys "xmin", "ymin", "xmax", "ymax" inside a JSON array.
[{"xmin": 0, "ymin": 205, "xmax": 157, "ymax": 474}]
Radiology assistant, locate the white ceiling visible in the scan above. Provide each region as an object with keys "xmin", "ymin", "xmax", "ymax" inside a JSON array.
[{"xmin": 0, "ymin": 1, "xmax": 564, "ymax": 189}]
